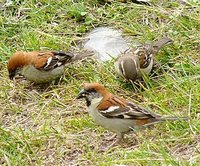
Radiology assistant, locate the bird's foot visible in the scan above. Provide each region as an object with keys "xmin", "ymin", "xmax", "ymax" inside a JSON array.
[{"xmin": 104, "ymin": 134, "xmax": 117, "ymax": 141}]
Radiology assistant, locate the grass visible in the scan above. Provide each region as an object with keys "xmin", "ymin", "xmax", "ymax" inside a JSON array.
[{"xmin": 0, "ymin": 0, "xmax": 200, "ymax": 165}]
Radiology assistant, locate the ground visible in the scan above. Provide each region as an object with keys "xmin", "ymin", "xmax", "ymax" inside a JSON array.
[{"xmin": 0, "ymin": 0, "xmax": 200, "ymax": 165}]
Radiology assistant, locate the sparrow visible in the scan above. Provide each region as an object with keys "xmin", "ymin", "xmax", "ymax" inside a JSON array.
[
  {"xmin": 77, "ymin": 83, "xmax": 187, "ymax": 143},
  {"xmin": 7, "ymin": 51, "xmax": 74, "ymax": 83},
  {"xmin": 115, "ymin": 37, "xmax": 173, "ymax": 82}
]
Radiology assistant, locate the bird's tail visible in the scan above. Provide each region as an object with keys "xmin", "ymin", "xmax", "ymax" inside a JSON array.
[
  {"xmin": 52, "ymin": 51, "xmax": 74, "ymax": 63},
  {"xmin": 143, "ymin": 116, "xmax": 188, "ymax": 127},
  {"xmin": 153, "ymin": 37, "xmax": 173, "ymax": 53},
  {"xmin": 158, "ymin": 116, "xmax": 188, "ymax": 122},
  {"xmin": 68, "ymin": 50, "xmax": 94, "ymax": 63}
]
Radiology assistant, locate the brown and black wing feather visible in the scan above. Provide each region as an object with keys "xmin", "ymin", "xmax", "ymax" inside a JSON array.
[
  {"xmin": 34, "ymin": 51, "xmax": 74, "ymax": 71},
  {"xmin": 99, "ymin": 96, "xmax": 160, "ymax": 120},
  {"xmin": 42, "ymin": 51, "xmax": 74, "ymax": 71}
]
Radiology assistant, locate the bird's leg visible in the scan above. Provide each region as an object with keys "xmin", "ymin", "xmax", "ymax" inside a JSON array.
[
  {"xmin": 104, "ymin": 134, "xmax": 117, "ymax": 141},
  {"xmin": 129, "ymin": 127, "xmax": 139, "ymax": 137},
  {"xmin": 99, "ymin": 133, "xmax": 124, "ymax": 152},
  {"xmin": 116, "ymin": 133, "xmax": 124, "ymax": 142},
  {"xmin": 153, "ymin": 59, "xmax": 161, "ymax": 69},
  {"xmin": 107, "ymin": 133, "xmax": 124, "ymax": 149},
  {"xmin": 152, "ymin": 59, "xmax": 162, "ymax": 75}
]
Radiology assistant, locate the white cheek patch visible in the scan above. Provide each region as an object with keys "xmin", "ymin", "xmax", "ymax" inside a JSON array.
[
  {"xmin": 91, "ymin": 97, "xmax": 103, "ymax": 107},
  {"xmin": 101, "ymin": 106, "xmax": 120, "ymax": 113}
]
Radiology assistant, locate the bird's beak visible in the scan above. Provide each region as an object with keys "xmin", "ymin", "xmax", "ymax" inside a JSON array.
[
  {"xmin": 77, "ymin": 89, "xmax": 87, "ymax": 99},
  {"xmin": 9, "ymin": 68, "xmax": 22, "ymax": 80},
  {"xmin": 9, "ymin": 71, "xmax": 16, "ymax": 80}
]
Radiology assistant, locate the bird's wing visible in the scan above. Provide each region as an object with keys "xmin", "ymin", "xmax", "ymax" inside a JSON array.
[
  {"xmin": 116, "ymin": 54, "xmax": 140, "ymax": 81},
  {"xmin": 34, "ymin": 51, "xmax": 74, "ymax": 71},
  {"xmin": 98, "ymin": 95, "xmax": 159, "ymax": 120}
]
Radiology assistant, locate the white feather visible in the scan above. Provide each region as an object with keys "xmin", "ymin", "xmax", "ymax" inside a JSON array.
[
  {"xmin": 101, "ymin": 106, "xmax": 120, "ymax": 113},
  {"xmin": 120, "ymin": 61, "xmax": 126, "ymax": 76},
  {"xmin": 46, "ymin": 57, "xmax": 53, "ymax": 67},
  {"xmin": 57, "ymin": 62, "xmax": 62, "ymax": 66},
  {"xmin": 84, "ymin": 27, "xmax": 129, "ymax": 62}
]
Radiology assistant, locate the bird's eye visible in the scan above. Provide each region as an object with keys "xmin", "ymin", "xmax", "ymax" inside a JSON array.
[{"xmin": 86, "ymin": 88, "xmax": 97, "ymax": 93}]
